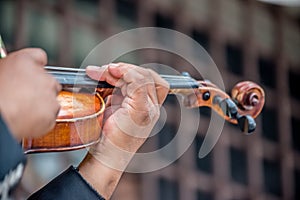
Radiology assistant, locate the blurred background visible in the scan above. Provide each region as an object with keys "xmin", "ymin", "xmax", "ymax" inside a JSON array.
[{"xmin": 1, "ymin": 0, "xmax": 300, "ymax": 199}]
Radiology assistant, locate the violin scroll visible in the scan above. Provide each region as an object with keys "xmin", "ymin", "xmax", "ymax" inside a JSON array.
[
  {"xmin": 182, "ymin": 80, "xmax": 265, "ymax": 134},
  {"xmin": 231, "ymin": 81, "xmax": 265, "ymax": 119}
]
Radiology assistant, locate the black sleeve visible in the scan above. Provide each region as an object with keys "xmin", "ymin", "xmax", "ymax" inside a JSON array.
[
  {"xmin": 0, "ymin": 114, "xmax": 26, "ymax": 199},
  {"xmin": 28, "ymin": 166, "xmax": 105, "ymax": 200}
]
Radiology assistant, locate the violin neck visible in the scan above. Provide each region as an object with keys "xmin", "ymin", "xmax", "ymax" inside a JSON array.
[{"xmin": 46, "ymin": 66, "xmax": 199, "ymax": 90}]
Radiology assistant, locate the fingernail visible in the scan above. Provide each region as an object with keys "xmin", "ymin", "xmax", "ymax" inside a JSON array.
[
  {"xmin": 87, "ymin": 65, "xmax": 101, "ymax": 70},
  {"xmin": 108, "ymin": 63, "xmax": 120, "ymax": 68}
]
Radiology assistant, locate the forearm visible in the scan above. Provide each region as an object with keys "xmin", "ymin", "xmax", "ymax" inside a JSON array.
[{"xmin": 78, "ymin": 132, "xmax": 139, "ymax": 199}]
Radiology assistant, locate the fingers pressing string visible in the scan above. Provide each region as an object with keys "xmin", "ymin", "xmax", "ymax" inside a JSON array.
[{"xmin": 86, "ymin": 63, "xmax": 169, "ymax": 106}]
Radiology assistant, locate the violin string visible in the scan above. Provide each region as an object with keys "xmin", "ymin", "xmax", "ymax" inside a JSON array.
[{"xmin": 46, "ymin": 66, "xmax": 199, "ymax": 89}]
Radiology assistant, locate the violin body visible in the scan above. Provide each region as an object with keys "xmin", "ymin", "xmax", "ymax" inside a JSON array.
[{"xmin": 23, "ymin": 91, "xmax": 105, "ymax": 153}]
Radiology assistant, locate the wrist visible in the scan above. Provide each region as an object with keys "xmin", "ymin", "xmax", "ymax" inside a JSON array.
[
  {"xmin": 89, "ymin": 134, "xmax": 135, "ymax": 171},
  {"xmin": 78, "ymin": 153, "xmax": 124, "ymax": 200}
]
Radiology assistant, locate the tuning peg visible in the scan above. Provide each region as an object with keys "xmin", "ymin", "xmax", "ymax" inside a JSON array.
[
  {"xmin": 220, "ymin": 98, "xmax": 238, "ymax": 118},
  {"xmin": 213, "ymin": 96, "xmax": 238, "ymax": 118},
  {"xmin": 236, "ymin": 114, "xmax": 256, "ymax": 134},
  {"xmin": 213, "ymin": 96, "xmax": 256, "ymax": 134}
]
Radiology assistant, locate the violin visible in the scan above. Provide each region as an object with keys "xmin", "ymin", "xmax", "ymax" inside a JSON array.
[{"xmin": 22, "ymin": 66, "xmax": 265, "ymax": 154}]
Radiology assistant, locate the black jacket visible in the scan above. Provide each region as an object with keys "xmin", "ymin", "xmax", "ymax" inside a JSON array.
[{"xmin": 0, "ymin": 115, "xmax": 105, "ymax": 200}]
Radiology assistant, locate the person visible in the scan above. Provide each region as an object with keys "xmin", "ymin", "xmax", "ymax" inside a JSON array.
[{"xmin": 0, "ymin": 48, "xmax": 169, "ymax": 200}]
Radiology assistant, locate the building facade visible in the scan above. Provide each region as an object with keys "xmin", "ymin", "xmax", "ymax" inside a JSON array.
[{"xmin": 0, "ymin": 0, "xmax": 299, "ymax": 199}]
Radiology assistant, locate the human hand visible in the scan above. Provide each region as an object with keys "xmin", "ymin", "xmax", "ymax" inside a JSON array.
[
  {"xmin": 0, "ymin": 48, "xmax": 61, "ymax": 140},
  {"xmin": 78, "ymin": 63, "xmax": 169, "ymax": 199},
  {"xmin": 87, "ymin": 63, "xmax": 169, "ymax": 153}
]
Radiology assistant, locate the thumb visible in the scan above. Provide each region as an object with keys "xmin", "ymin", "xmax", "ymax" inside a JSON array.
[{"xmin": 11, "ymin": 48, "xmax": 48, "ymax": 66}]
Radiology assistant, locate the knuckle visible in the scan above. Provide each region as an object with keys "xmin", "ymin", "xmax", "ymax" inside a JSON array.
[
  {"xmin": 34, "ymin": 47, "xmax": 47, "ymax": 58},
  {"xmin": 146, "ymin": 68, "xmax": 154, "ymax": 73},
  {"xmin": 11, "ymin": 48, "xmax": 47, "ymax": 66},
  {"xmin": 128, "ymin": 82, "xmax": 145, "ymax": 95},
  {"xmin": 139, "ymin": 105, "xmax": 160, "ymax": 124},
  {"xmin": 32, "ymin": 47, "xmax": 46, "ymax": 57},
  {"xmin": 31, "ymin": 48, "xmax": 47, "ymax": 65},
  {"xmin": 118, "ymin": 62, "xmax": 137, "ymax": 70},
  {"xmin": 145, "ymin": 71, "xmax": 153, "ymax": 81},
  {"xmin": 146, "ymin": 68, "xmax": 154, "ymax": 76},
  {"xmin": 139, "ymin": 111, "xmax": 151, "ymax": 124},
  {"xmin": 136, "ymin": 77, "xmax": 146, "ymax": 85}
]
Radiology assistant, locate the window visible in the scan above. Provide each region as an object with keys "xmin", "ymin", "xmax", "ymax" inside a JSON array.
[
  {"xmin": 197, "ymin": 190, "xmax": 214, "ymax": 200},
  {"xmin": 294, "ymin": 169, "xmax": 300, "ymax": 200},
  {"xmin": 289, "ymin": 70, "xmax": 300, "ymax": 101},
  {"xmin": 192, "ymin": 29, "xmax": 210, "ymax": 52},
  {"xmin": 225, "ymin": 44, "xmax": 243, "ymax": 75},
  {"xmin": 230, "ymin": 147, "xmax": 248, "ymax": 185},
  {"xmin": 258, "ymin": 56, "xmax": 276, "ymax": 88},
  {"xmin": 291, "ymin": 117, "xmax": 300, "ymax": 152},
  {"xmin": 116, "ymin": 0, "xmax": 137, "ymax": 22},
  {"xmin": 154, "ymin": 13, "xmax": 175, "ymax": 51},
  {"xmin": 155, "ymin": 13, "xmax": 174, "ymax": 29},
  {"xmin": 263, "ymin": 159, "xmax": 282, "ymax": 197},
  {"xmin": 194, "ymin": 135, "xmax": 213, "ymax": 174},
  {"xmin": 262, "ymin": 107, "xmax": 279, "ymax": 142},
  {"xmin": 159, "ymin": 178, "xmax": 179, "ymax": 200}
]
